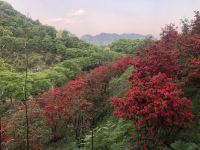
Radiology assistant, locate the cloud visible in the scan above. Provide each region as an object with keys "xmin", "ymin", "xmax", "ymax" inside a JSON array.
[
  {"xmin": 69, "ymin": 9, "xmax": 86, "ymax": 17},
  {"xmin": 42, "ymin": 9, "xmax": 87, "ymax": 31}
]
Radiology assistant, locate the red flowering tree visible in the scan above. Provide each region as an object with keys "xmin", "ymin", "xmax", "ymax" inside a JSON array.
[
  {"xmin": 37, "ymin": 87, "xmax": 68, "ymax": 136},
  {"xmin": 178, "ymin": 35, "xmax": 200, "ymax": 66},
  {"xmin": 133, "ymin": 42, "xmax": 180, "ymax": 80},
  {"xmin": 112, "ymin": 73, "xmax": 192, "ymax": 148},
  {"xmin": 112, "ymin": 28, "xmax": 193, "ymax": 149},
  {"xmin": 61, "ymin": 75, "xmax": 92, "ymax": 142},
  {"xmin": 112, "ymin": 55, "xmax": 132, "ymax": 75},
  {"xmin": 177, "ymin": 34, "xmax": 200, "ymax": 84},
  {"xmin": 37, "ymin": 74, "xmax": 92, "ymax": 146},
  {"xmin": 88, "ymin": 64, "xmax": 113, "ymax": 97},
  {"xmin": 160, "ymin": 24, "xmax": 178, "ymax": 46},
  {"xmin": 177, "ymin": 12, "xmax": 200, "ymax": 81}
]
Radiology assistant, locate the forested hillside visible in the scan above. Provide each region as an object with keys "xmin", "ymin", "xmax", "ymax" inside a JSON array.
[
  {"xmin": 0, "ymin": 0, "xmax": 93, "ymax": 71},
  {"xmin": 0, "ymin": 1, "xmax": 200, "ymax": 150}
]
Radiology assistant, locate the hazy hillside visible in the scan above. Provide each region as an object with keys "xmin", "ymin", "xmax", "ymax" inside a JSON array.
[{"xmin": 81, "ymin": 33, "xmax": 151, "ymax": 46}]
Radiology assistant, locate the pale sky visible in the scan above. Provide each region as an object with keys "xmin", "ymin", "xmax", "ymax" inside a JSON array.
[{"xmin": 5, "ymin": 0, "xmax": 200, "ymax": 37}]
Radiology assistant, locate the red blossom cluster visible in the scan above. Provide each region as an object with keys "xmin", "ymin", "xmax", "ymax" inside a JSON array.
[{"xmin": 133, "ymin": 41, "xmax": 180, "ymax": 80}]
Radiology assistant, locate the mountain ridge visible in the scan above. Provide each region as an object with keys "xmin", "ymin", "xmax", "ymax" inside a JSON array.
[{"xmin": 81, "ymin": 33, "xmax": 153, "ymax": 46}]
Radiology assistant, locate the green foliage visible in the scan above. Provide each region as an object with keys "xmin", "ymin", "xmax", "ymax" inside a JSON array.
[
  {"xmin": 64, "ymin": 48, "xmax": 94, "ymax": 59},
  {"xmin": 60, "ymin": 60, "xmax": 81, "ymax": 78},
  {"xmin": 0, "ymin": 58, "xmax": 11, "ymax": 71},
  {"xmin": 109, "ymin": 39, "xmax": 144, "ymax": 54},
  {"xmin": 83, "ymin": 115, "xmax": 134, "ymax": 150},
  {"xmin": 46, "ymin": 70, "xmax": 67, "ymax": 86},
  {"xmin": 0, "ymin": 48, "xmax": 121, "ymax": 102},
  {"xmin": 45, "ymin": 138, "xmax": 78, "ymax": 150},
  {"xmin": 170, "ymin": 140, "xmax": 200, "ymax": 150},
  {"xmin": 108, "ymin": 67, "xmax": 132, "ymax": 98},
  {"xmin": 0, "ymin": 71, "xmax": 24, "ymax": 102},
  {"xmin": 29, "ymin": 73, "xmax": 52, "ymax": 96},
  {"xmin": 175, "ymin": 86, "xmax": 200, "ymax": 146}
]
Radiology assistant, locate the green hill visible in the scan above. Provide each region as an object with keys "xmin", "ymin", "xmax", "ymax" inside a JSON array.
[{"xmin": 0, "ymin": 0, "xmax": 92, "ymax": 71}]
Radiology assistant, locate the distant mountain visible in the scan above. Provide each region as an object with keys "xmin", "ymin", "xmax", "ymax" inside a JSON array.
[{"xmin": 81, "ymin": 33, "xmax": 153, "ymax": 46}]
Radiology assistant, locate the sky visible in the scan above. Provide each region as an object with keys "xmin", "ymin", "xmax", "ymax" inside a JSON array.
[{"xmin": 4, "ymin": 0, "xmax": 200, "ymax": 37}]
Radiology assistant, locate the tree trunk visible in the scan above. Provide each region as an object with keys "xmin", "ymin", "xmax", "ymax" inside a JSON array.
[
  {"xmin": 24, "ymin": 102, "xmax": 30, "ymax": 150},
  {"xmin": 0, "ymin": 116, "xmax": 2, "ymax": 150},
  {"xmin": 24, "ymin": 38, "xmax": 30, "ymax": 150}
]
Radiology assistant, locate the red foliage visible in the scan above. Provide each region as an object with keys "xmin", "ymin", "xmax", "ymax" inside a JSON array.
[
  {"xmin": 112, "ymin": 27, "xmax": 193, "ymax": 148},
  {"xmin": 89, "ymin": 64, "xmax": 113, "ymax": 88},
  {"xmin": 36, "ymin": 76, "xmax": 92, "ymax": 143},
  {"xmin": 61, "ymin": 74, "xmax": 89, "ymax": 100},
  {"xmin": 132, "ymin": 41, "xmax": 180, "ymax": 80},
  {"xmin": 60, "ymin": 75, "xmax": 92, "ymax": 131},
  {"xmin": 112, "ymin": 55, "xmax": 132, "ymax": 75},
  {"xmin": 188, "ymin": 59, "xmax": 200, "ymax": 87},
  {"xmin": 177, "ymin": 35, "xmax": 200, "ymax": 83},
  {"xmin": 1, "ymin": 119, "xmax": 11, "ymax": 148},
  {"xmin": 37, "ymin": 88, "xmax": 69, "ymax": 127},
  {"xmin": 112, "ymin": 73, "xmax": 192, "ymax": 131},
  {"xmin": 178, "ymin": 35, "xmax": 200, "ymax": 59},
  {"xmin": 112, "ymin": 71, "xmax": 192, "ymax": 148}
]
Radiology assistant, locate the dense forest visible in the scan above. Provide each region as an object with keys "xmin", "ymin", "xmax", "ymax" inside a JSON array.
[{"xmin": 0, "ymin": 1, "xmax": 200, "ymax": 150}]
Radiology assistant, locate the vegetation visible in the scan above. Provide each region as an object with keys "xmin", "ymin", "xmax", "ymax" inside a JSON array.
[
  {"xmin": 0, "ymin": 1, "xmax": 199, "ymax": 150},
  {"xmin": 109, "ymin": 39, "xmax": 144, "ymax": 54}
]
